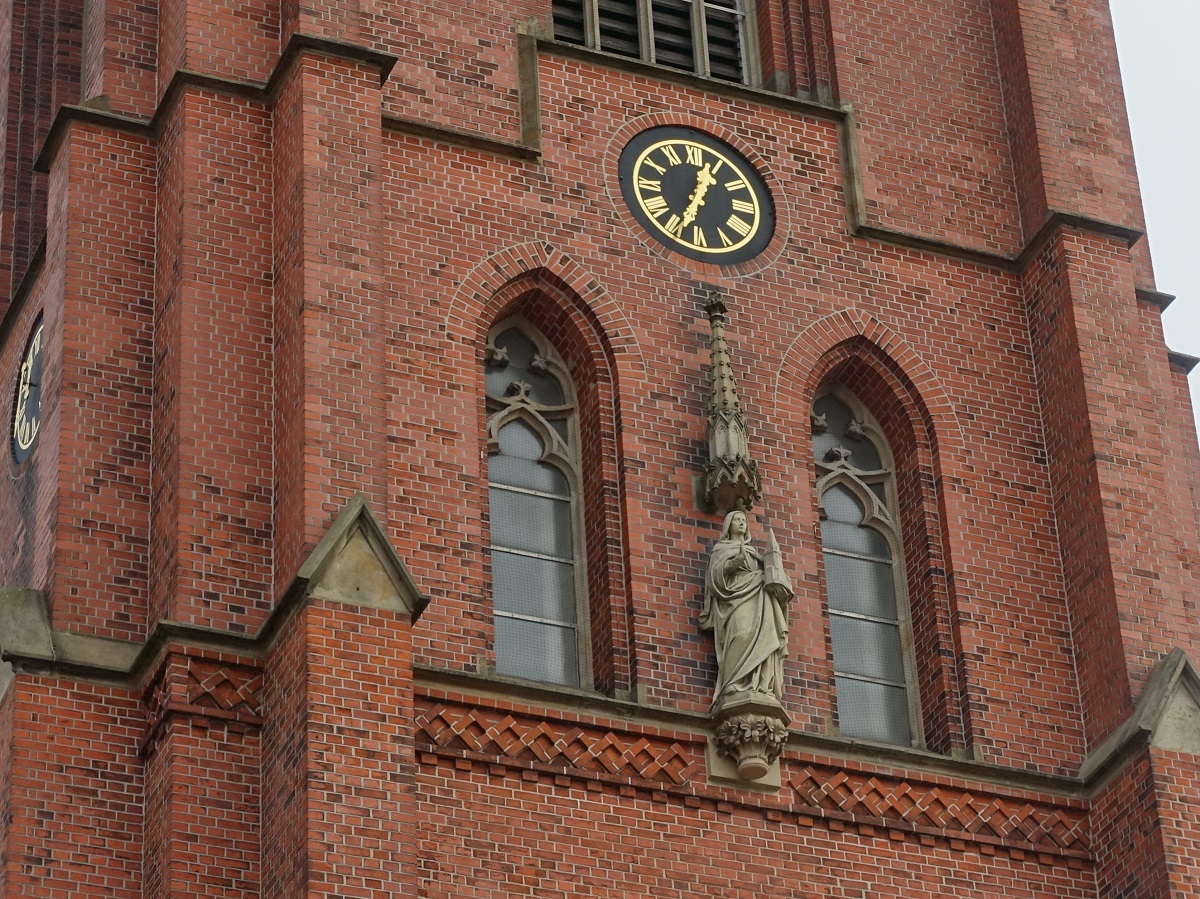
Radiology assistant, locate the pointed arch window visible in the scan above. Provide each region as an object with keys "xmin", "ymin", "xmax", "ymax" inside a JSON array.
[
  {"xmin": 813, "ymin": 387, "xmax": 923, "ymax": 747},
  {"xmin": 484, "ymin": 320, "xmax": 591, "ymax": 688}
]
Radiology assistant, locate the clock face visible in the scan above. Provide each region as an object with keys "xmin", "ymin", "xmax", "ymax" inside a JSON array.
[
  {"xmin": 11, "ymin": 316, "xmax": 43, "ymax": 464},
  {"xmin": 618, "ymin": 127, "xmax": 774, "ymax": 264}
]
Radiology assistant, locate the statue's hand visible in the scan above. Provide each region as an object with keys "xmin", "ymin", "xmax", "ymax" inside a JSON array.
[{"xmin": 767, "ymin": 583, "xmax": 791, "ymax": 603}]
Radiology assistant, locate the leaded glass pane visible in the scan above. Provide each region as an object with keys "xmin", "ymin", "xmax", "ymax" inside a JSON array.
[
  {"xmin": 486, "ymin": 328, "xmax": 565, "ymax": 406},
  {"xmin": 824, "ymin": 553, "xmax": 897, "ymax": 619},
  {"xmin": 489, "ymin": 487, "xmax": 574, "ymax": 559},
  {"xmin": 834, "ymin": 676, "xmax": 911, "ymax": 745},
  {"xmin": 495, "ymin": 616, "xmax": 580, "ymax": 687},
  {"xmin": 830, "ymin": 615, "xmax": 905, "ymax": 683},
  {"xmin": 813, "ymin": 394, "xmax": 852, "ymax": 462},
  {"xmin": 821, "ymin": 485, "xmax": 890, "ymax": 558},
  {"xmin": 491, "ymin": 421, "xmax": 570, "ymax": 495},
  {"xmin": 492, "ymin": 550, "xmax": 577, "ymax": 623},
  {"xmin": 813, "ymin": 393, "xmax": 883, "ymax": 470}
]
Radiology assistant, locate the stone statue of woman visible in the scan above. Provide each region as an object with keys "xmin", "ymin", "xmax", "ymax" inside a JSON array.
[{"xmin": 700, "ymin": 510, "xmax": 793, "ymax": 712}]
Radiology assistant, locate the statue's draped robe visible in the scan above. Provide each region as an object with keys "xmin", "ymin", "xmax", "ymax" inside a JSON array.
[{"xmin": 701, "ymin": 538, "xmax": 788, "ymax": 708}]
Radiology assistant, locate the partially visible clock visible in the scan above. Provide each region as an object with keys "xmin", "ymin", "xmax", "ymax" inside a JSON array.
[
  {"xmin": 618, "ymin": 126, "xmax": 774, "ymax": 265},
  {"xmin": 11, "ymin": 315, "xmax": 43, "ymax": 464}
]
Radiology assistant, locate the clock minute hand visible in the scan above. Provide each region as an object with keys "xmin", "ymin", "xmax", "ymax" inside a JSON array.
[{"xmin": 680, "ymin": 163, "xmax": 717, "ymax": 229}]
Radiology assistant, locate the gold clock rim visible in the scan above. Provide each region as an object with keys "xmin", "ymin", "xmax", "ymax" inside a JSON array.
[
  {"xmin": 631, "ymin": 138, "xmax": 762, "ymax": 255},
  {"xmin": 11, "ymin": 319, "xmax": 43, "ymax": 454}
]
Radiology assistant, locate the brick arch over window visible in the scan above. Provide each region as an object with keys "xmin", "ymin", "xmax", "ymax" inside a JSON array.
[
  {"xmin": 444, "ymin": 241, "xmax": 647, "ymax": 381},
  {"xmin": 466, "ymin": 265, "xmax": 635, "ymax": 697},
  {"xmin": 778, "ymin": 312, "xmax": 969, "ymax": 754}
]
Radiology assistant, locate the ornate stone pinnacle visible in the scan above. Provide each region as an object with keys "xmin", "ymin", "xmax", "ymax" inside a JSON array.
[{"xmin": 702, "ymin": 291, "xmax": 762, "ymax": 515}]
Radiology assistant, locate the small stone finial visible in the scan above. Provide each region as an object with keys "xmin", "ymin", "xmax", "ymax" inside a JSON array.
[
  {"xmin": 701, "ymin": 291, "xmax": 762, "ymax": 515},
  {"xmin": 484, "ymin": 341, "xmax": 510, "ymax": 368},
  {"xmin": 825, "ymin": 446, "xmax": 852, "ymax": 464}
]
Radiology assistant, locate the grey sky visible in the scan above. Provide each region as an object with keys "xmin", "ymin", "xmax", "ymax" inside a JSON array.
[{"xmin": 1110, "ymin": 0, "xmax": 1200, "ymax": 436}]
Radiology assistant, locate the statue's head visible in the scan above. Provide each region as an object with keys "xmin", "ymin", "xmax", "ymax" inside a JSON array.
[{"xmin": 720, "ymin": 510, "xmax": 749, "ymax": 542}]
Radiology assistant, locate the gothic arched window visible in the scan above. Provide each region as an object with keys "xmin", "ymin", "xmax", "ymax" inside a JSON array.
[
  {"xmin": 813, "ymin": 387, "xmax": 923, "ymax": 747},
  {"xmin": 484, "ymin": 320, "xmax": 590, "ymax": 688}
]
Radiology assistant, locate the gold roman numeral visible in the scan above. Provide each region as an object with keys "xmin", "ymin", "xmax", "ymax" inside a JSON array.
[
  {"xmin": 644, "ymin": 195, "xmax": 669, "ymax": 216},
  {"xmin": 686, "ymin": 145, "xmax": 703, "ymax": 166},
  {"xmin": 731, "ymin": 198, "xmax": 755, "ymax": 215},
  {"xmin": 638, "ymin": 178, "xmax": 662, "ymax": 192},
  {"xmin": 718, "ymin": 229, "xmax": 733, "ymax": 247},
  {"xmin": 662, "ymin": 145, "xmax": 682, "ymax": 166},
  {"xmin": 724, "ymin": 178, "xmax": 747, "ymax": 192},
  {"xmin": 726, "ymin": 215, "xmax": 752, "ymax": 237},
  {"xmin": 642, "ymin": 158, "xmax": 666, "ymax": 175},
  {"xmin": 692, "ymin": 226, "xmax": 707, "ymax": 247},
  {"xmin": 664, "ymin": 214, "xmax": 684, "ymax": 235}
]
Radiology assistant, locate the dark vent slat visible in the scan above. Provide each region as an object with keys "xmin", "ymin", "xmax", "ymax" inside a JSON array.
[
  {"xmin": 599, "ymin": 0, "xmax": 641, "ymax": 58},
  {"xmin": 553, "ymin": 0, "xmax": 588, "ymax": 45},
  {"xmin": 652, "ymin": 0, "xmax": 695, "ymax": 72},
  {"xmin": 705, "ymin": 7, "xmax": 743, "ymax": 81}
]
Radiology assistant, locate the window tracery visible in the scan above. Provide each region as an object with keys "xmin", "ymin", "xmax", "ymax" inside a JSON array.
[
  {"xmin": 485, "ymin": 320, "xmax": 591, "ymax": 688},
  {"xmin": 814, "ymin": 386, "xmax": 923, "ymax": 747}
]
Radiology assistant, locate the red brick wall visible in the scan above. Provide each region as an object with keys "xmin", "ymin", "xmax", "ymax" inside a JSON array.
[
  {"xmin": 81, "ymin": 0, "xmax": 157, "ymax": 116},
  {"xmin": 367, "ymin": 3, "xmax": 522, "ymax": 141},
  {"xmin": 0, "ymin": 0, "xmax": 1196, "ymax": 894},
  {"xmin": 52, "ymin": 124, "xmax": 154, "ymax": 639},
  {"xmin": 1028, "ymin": 230, "xmax": 1196, "ymax": 747},
  {"xmin": 830, "ymin": 0, "xmax": 1022, "ymax": 255},
  {"xmin": 142, "ymin": 718, "xmax": 260, "ymax": 898},
  {"xmin": 1023, "ymin": 233, "xmax": 1131, "ymax": 748},
  {"xmin": 0, "ymin": 684, "xmax": 12, "ymax": 897},
  {"xmin": 3, "ymin": 677, "xmax": 142, "ymax": 898},
  {"xmin": 151, "ymin": 89, "xmax": 274, "ymax": 631},
  {"xmin": 415, "ymin": 755, "xmax": 1095, "ymax": 897},
  {"xmin": 1150, "ymin": 746, "xmax": 1200, "ymax": 893},
  {"xmin": 262, "ymin": 600, "xmax": 419, "ymax": 896},
  {"xmin": 1091, "ymin": 752, "xmax": 1171, "ymax": 898},
  {"xmin": 0, "ymin": 0, "xmax": 81, "ymax": 305},
  {"xmin": 261, "ymin": 604, "xmax": 310, "ymax": 899},
  {"xmin": 270, "ymin": 55, "xmax": 388, "ymax": 598}
]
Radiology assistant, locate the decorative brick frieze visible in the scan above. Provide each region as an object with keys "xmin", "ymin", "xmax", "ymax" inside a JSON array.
[
  {"xmin": 141, "ymin": 647, "xmax": 264, "ymax": 754},
  {"xmin": 416, "ymin": 691, "xmax": 1090, "ymax": 861},
  {"xmin": 416, "ymin": 698, "xmax": 702, "ymax": 787},
  {"xmin": 787, "ymin": 762, "xmax": 1089, "ymax": 860}
]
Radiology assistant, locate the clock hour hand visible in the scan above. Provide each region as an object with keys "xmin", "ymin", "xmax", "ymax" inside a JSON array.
[{"xmin": 680, "ymin": 163, "xmax": 717, "ymax": 229}]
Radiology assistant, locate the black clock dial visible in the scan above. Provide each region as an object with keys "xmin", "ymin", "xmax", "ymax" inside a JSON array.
[
  {"xmin": 618, "ymin": 127, "xmax": 774, "ymax": 264},
  {"xmin": 11, "ymin": 314, "xmax": 44, "ymax": 464}
]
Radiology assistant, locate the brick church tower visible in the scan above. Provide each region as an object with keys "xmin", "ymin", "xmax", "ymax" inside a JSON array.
[{"xmin": 0, "ymin": 0, "xmax": 1198, "ymax": 893}]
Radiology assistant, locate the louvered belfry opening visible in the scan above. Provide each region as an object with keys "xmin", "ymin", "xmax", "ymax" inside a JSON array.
[
  {"xmin": 599, "ymin": 0, "xmax": 642, "ymax": 58},
  {"xmin": 551, "ymin": 0, "xmax": 749, "ymax": 84},
  {"xmin": 703, "ymin": 0, "xmax": 745, "ymax": 82},
  {"xmin": 552, "ymin": 0, "xmax": 589, "ymax": 46},
  {"xmin": 651, "ymin": 0, "xmax": 695, "ymax": 73}
]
